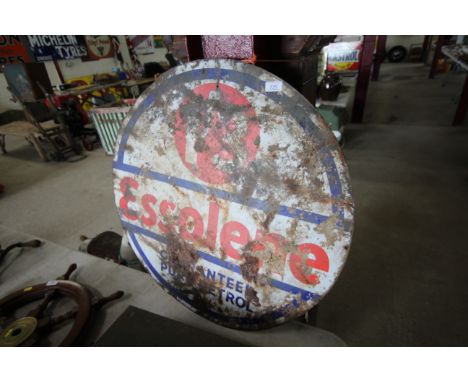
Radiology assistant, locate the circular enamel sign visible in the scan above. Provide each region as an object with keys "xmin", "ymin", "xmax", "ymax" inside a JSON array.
[{"xmin": 112, "ymin": 59, "xmax": 354, "ymax": 329}]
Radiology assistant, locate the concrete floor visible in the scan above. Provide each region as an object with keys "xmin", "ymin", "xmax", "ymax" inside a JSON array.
[
  {"xmin": 364, "ymin": 62, "xmax": 467, "ymax": 126},
  {"xmin": 0, "ymin": 144, "xmax": 121, "ymax": 249},
  {"xmin": 318, "ymin": 63, "xmax": 468, "ymax": 345},
  {"xmin": 0, "ymin": 63, "xmax": 467, "ymax": 345}
]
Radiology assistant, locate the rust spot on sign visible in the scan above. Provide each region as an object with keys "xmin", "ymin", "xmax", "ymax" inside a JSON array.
[{"xmin": 240, "ymin": 254, "xmax": 260, "ymax": 283}]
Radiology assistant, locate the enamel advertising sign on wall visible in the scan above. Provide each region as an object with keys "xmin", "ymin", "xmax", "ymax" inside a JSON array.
[
  {"xmin": 0, "ymin": 36, "xmax": 30, "ymax": 70},
  {"xmin": 84, "ymin": 36, "xmax": 114, "ymax": 60},
  {"xmin": 327, "ymin": 41, "xmax": 363, "ymax": 72},
  {"xmin": 113, "ymin": 60, "xmax": 354, "ymax": 329},
  {"xmin": 27, "ymin": 35, "xmax": 87, "ymax": 61}
]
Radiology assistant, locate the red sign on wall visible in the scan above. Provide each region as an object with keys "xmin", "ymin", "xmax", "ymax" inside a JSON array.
[
  {"xmin": 84, "ymin": 35, "xmax": 114, "ymax": 60},
  {"xmin": 0, "ymin": 35, "xmax": 30, "ymax": 70}
]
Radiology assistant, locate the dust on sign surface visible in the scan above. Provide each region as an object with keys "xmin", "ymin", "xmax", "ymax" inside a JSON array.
[{"xmin": 112, "ymin": 59, "xmax": 354, "ymax": 329}]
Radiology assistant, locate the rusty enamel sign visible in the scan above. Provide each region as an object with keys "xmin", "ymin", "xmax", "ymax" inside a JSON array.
[{"xmin": 112, "ymin": 60, "xmax": 354, "ymax": 329}]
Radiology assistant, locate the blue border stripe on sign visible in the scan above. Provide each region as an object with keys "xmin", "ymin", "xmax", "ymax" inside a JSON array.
[
  {"xmin": 114, "ymin": 161, "xmax": 330, "ymax": 226},
  {"xmin": 122, "ymin": 220, "xmax": 321, "ymax": 301}
]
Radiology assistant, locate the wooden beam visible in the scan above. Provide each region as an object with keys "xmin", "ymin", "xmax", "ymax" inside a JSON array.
[
  {"xmin": 53, "ymin": 59, "xmax": 65, "ymax": 84},
  {"xmin": 186, "ymin": 36, "xmax": 203, "ymax": 60},
  {"xmin": 429, "ymin": 35, "xmax": 445, "ymax": 79},
  {"xmin": 372, "ymin": 35, "xmax": 387, "ymax": 81},
  {"xmin": 352, "ymin": 35, "xmax": 377, "ymax": 123},
  {"xmin": 421, "ymin": 35, "xmax": 431, "ymax": 63}
]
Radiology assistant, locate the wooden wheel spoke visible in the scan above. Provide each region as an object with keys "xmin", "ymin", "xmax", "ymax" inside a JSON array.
[
  {"xmin": 93, "ymin": 291, "xmax": 124, "ymax": 310},
  {"xmin": 26, "ymin": 264, "xmax": 77, "ymax": 319},
  {"xmin": 27, "ymin": 293, "xmax": 54, "ymax": 318},
  {"xmin": 37, "ymin": 309, "xmax": 78, "ymax": 333}
]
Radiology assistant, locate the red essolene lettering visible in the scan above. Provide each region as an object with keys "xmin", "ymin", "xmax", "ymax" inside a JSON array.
[
  {"xmin": 119, "ymin": 177, "xmax": 330, "ymax": 285},
  {"xmin": 205, "ymin": 202, "xmax": 219, "ymax": 251},
  {"xmin": 220, "ymin": 221, "xmax": 251, "ymax": 260},
  {"xmin": 251, "ymin": 231, "xmax": 286, "ymax": 270},
  {"xmin": 158, "ymin": 200, "xmax": 176, "ymax": 234},
  {"xmin": 119, "ymin": 177, "xmax": 139, "ymax": 221},
  {"xmin": 179, "ymin": 207, "xmax": 204, "ymax": 241},
  {"xmin": 289, "ymin": 243, "xmax": 330, "ymax": 285},
  {"xmin": 141, "ymin": 194, "xmax": 157, "ymax": 227}
]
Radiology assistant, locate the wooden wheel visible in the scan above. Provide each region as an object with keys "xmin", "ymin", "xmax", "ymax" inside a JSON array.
[{"xmin": 0, "ymin": 264, "xmax": 123, "ymax": 346}]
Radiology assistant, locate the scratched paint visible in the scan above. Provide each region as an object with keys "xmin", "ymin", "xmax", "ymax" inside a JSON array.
[{"xmin": 112, "ymin": 59, "xmax": 354, "ymax": 329}]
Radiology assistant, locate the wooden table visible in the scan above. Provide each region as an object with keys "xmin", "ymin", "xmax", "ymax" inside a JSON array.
[
  {"xmin": 0, "ymin": 225, "xmax": 345, "ymax": 346},
  {"xmin": 441, "ymin": 44, "xmax": 468, "ymax": 125},
  {"xmin": 56, "ymin": 78, "xmax": 155, "ymax": 98},
  {"xmin": 122, "ymin": 78, "xmax": 155, "ymax": 87},
  {"xmin": 120, "ymin": 78, "xmax": 155, "ymax": 98},
  {"xmin": 56, "ymin": 81, "xmax": 124, "ymax": 97}
]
